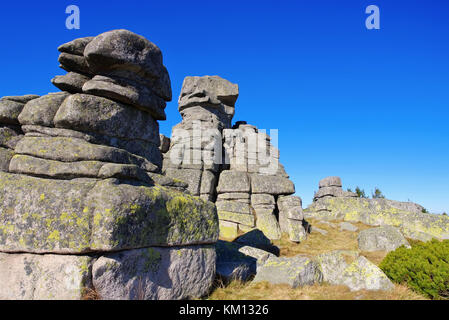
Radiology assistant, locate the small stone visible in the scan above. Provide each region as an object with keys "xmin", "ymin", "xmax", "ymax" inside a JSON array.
[{"xmin": 340, "ymin": 222, "xmax": 358, "ymax": 232}]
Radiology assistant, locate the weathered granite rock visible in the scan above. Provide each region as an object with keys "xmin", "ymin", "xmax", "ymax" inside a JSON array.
[
  {"xmin": 0, "ymin": 95, "xmax": 40, "ymax": 104},
  {"xmin": 0, "ymin": 147, "xmax": 14, "ymax": 172},
  {"xmin": 234, "ymin": 229, "xmax": 279, "ymax": 255},
  {"xmin": 1, "ymin": 29, "xmax": 220, "ymax": 301},
  {"xmin": 164, "ymin": 168, "xmax": 203, "ymax": 196},
  {"xmin": 0, "ymin": 172, "xmax": 218, "ymax": 254},
  {"xmin": 18, "ymin": 92, "xmax": 70, "ymax": 127},
  {"xmin": 159, "ymin": 134, "xmax": 170, "ymax": 153},
  {"xmin": 314, "ymin": 186, "xmax": 345, "ymax": 199},
  {"xmin": 358, "ymin": 226, "xmax": 410, "ymax": 252},
  {"xmin": 215, "ymin": 241, "xmax": 257, "ymax": 282},
  {"xmin": 58, "ymin": 36, "xmax": 94, "ymax": 56},
  {"xmin": 178, "ymin": 76, "xmax": 238, "ymax": 128},
  {"xmin": 15, "ymin": 136, "xmax": 156, "ymax": 171},
  {"xmin": 93, "ymin": 245, "xmax": 215, "ymax": 300},
  {"xmin": 217, "ymin": 170, "xmax": 250, "ymax": 193},
  {"xmin": 219, "ymin": 220, "xmax": 239, "ymax": 240},
  {"xmin": 59, "ymin": 52, "xmax": 91, "ymax": 75},
  {"xmin": 253, "ymin": 256, "xmax": 323, "ymax": 288},
  {"xmin": 251, "ymin": 194, "xmax": 275, "ymax": 206},
  {"xmin": 54, "ymin": 94, "xmax": 160, "ymax": 144},
  {"xmin": 0, "ymin": 252, "xmax": 92, "ymax": 300},
  {"xmin": 339, "ymin": 256, "xmax": 394, "ymax": 291},
  {"xmin": 217, "ymin": 210, "xmax": 255, "ymax": 227},
  {"xmin": 0, "ymin": 99, "xmax": 26, "ymax": 125},
  {"xmin": 0, "ymin": 126, "xmax": 22, "ymax": 149},
  {"xmin": 84, "ymin": 29, "xmax": 171, "ymax": 101},
  {"xmin": 250, "ymin": 174, "xmax": 295, "ymax": 195},
  {"xmin": 316, "ymin": 251, "xmax": 394, "ymax": 291},
  {"xmin": 82, "ymin": 75, "xmax": 167, "ymax": 120},
  {"xmin": 316, "ymin": 251, "xmax": 352, "ymax": 285},
  {"xmin": 319, "ymin": 176, "xmax": 342, "ymax": 188},
  {"xmin": 52, "ymin": 72, "xmax": 91, "ymax": 93},
  {"xmin": 340, "ymin": 222, "xmax": 358, "ymax": 232},
  {"xmin": 256, "ymin": 213, "xmax": 282, "ymax": 240}
]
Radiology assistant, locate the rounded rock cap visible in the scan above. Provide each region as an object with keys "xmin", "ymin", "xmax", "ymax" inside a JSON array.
[{"xmin": 319, "ymin": 176, "xmax": 342, "ymax": 188}]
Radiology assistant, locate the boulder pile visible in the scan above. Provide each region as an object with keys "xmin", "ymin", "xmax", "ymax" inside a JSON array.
[
  {"xmin": 306, "ymin": 176, "xmax": 449, "ymax": 241},
  {"xmin": 162, "ymin": 76, "xmax": 307, "ymax": 242},
  {"xmin": 0, "ymin": 30, "xmax": 218, "ymax": 300}
]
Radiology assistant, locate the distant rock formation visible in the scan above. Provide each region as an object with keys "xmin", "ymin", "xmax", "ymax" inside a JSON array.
[
  {"xmin": 306, "ymin": 176, "xmax": 449, "ymax": 241},
  {"xmin": 0, "ymin": 30, "xmax": 218, "ymax": 300},
  {"xmin": 162, "ymin": 76, "xmax": 307, "ymax": 242}
]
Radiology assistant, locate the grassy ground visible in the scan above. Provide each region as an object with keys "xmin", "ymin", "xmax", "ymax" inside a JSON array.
[{"xmin": 206, "ymin": 218, "xmax": 427, "ymax": 300}]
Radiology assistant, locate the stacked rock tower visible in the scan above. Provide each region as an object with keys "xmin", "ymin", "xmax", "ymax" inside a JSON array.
[
  {"xmin": 162, "ymin": 76, "xmax": 238, "ymax": 201},
  {"xmin": 163, "ymin": 76, "xmax": 308, "ymax": 242},
  {"xmin": 0, "ymin": 30, "xmax": 218, "ymax": 300}
]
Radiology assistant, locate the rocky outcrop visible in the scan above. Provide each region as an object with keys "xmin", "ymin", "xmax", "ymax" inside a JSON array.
[
  {"xmin": 0, "ymin": 30, "xmax": 218, "ymax": 300},
  {"xmin": 162, "ymin": 76, "xmax": 307, "ymax": 243},
  {"xmin": 306, "ymin": 177, "xmax": 449, "ymax": 241}
]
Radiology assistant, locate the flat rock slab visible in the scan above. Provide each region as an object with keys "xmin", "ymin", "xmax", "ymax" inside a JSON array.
[
  {"xmin": 215, "ymin": 240, "xmax": 275, "ymax": 282},
  {"xmin": 250, "ymin": 174, "xmax": 295, "ymax": 195},
  {"xmin": 340, "ymin": 222, "xmax": 358, "ymax": 232},
  {"xmin": 217, "ymin": 170, "xmax": 250, "ymax": 193},
  {"xmin": 0, "ymin": 252, "xmax": 92, "ymax": 300},
  {"xmin": 253, "ymin": 256, "xmax": 323, "ymax": 288},
  {"xmin": 358, "ymin": 226, "xmax": 410, "ymax": 252},
  {"xmin": 0, "ymin": 172, "xmax": 218, "ymax": 254},
  {"xmin": 93, "ymin": 245, "xmax": 215, "ymax": 300}
]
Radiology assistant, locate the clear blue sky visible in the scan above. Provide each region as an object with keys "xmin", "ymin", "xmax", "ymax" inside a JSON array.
[{"xmin": 1, "ymin": 1, "xmax": 448, "ymax": 213}]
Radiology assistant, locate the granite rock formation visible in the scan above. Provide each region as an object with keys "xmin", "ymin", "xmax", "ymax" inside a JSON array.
[
  {"xmin": 0, "ymin": 30, "xmax": 218, "ymax": 300},
  {"xmin": 162, "ymin": 76, "xmax": 307, "ymax": 243},
  {"xmin": 306, "ymin": 176, "xmax": 449, "ymax": 241}
]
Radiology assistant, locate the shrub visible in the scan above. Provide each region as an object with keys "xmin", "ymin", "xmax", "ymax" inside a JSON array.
[
  {"xmin": 422, "ymin": 208, "xmax": 429, "ymax": 214},
  {"xmin": 379, "ymin": 239, "xmax": 449, "ymax": 299},
  {"xmin": 355, "ymin": 186, "xmax": 367, "ymax": 198},
  {"xmin": 372, "ymin": 187, "xmax": 385, "ymax": 199}
]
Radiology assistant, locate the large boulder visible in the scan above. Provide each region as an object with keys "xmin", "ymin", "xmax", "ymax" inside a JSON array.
[
  {"xmin": 0, "ymin": 172, "xmax": 218, "ymax": 254},
  {"xmin": 316, "ymin": 251, "xmax": 394, "ymax": 291},
  {"xmin": 93, "ymin": 245, "xmax": 215, "ymax": 300},
  {"xmin": 0, "ymin": 252, "xmax": 92, "ymax": 300},
  {"xmin": 84, "ymin": 29, "xmax": 171, "ymax": 102},
  {"xmin": 253, "ymin": 255, "xmax": 323, "ymax": 288},
  {"xmin": 358, "ymin": 226, "xmax": 411, "ymax": 252},
  {"xmin": 250, "ymin": 174, "xmax": 295, "ymax": 195}
]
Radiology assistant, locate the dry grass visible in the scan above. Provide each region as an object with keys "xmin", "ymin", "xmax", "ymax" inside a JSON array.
[
  {"xmin": 81, "ymin": 287, "xmax": 101, "ymax": 300},
  {"xmin": 207, "ymin": 281, "xmax": 427, "ymax": 300},
  {"xmin": 206, "ymin": 218, "xmax": 428, "ymax": 300},
  {"xmin": 273, "ymin": 218, "xmax": 371, "ymax": 258}
]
